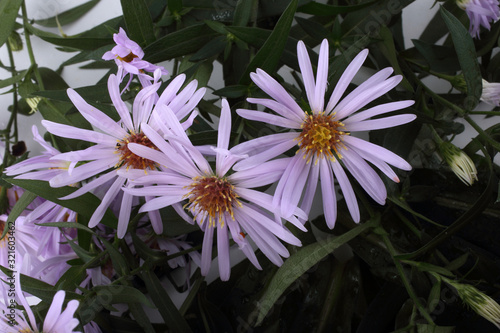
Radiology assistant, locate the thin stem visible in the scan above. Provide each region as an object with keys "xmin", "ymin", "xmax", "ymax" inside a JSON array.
[
  {"xmin": 2, "ymin": 43, "xmax": 19, "ymax": 167},
  {"xmin": 21, "ymin": 2, "xmax": 44, "ymax": 91},
  {"xmin": 378, "ymin": 228, "xmax": 434, "ymax": 324},
  {"xmin": 468, "ymin": 110, "xmax": 500, "ymax": 116}
]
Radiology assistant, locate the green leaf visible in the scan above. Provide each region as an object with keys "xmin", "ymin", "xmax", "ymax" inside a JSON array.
[
  {"xmin": 440, "ymin": 6, "xmax": 482, "ymax": 110},
  {"xmin": 93, "ymin": 285, "xmax": 154, "ymax": 307},
  {"xmin": 4, "ymin": 178, "xmax": 118, "ymax": 229},
  {"xmin": 255, "ymin": 217, "xmax": 378, "ymax": 325},
  {"xmin": 142, "ymin": 268, "xmax": 193, "ymax": 332},
  {"xmin": 0, "ymin": 0, "xmax": 23, "ymax": 48},
  {"xmin": 297, "ymin": 0, "xmax": 377, "ymax": 16},
  {"xmin": 120, "ymin": 0, "xmax": 156, "ymax": 46},
  {"xmin": 3, "ymin": 191, "xmax": 37, "ymax": 239},
  {"xmin": 233, "ymin": 0, "xmax": 254, "ymax": 27},
  {"xmin": 377, "ymin": 26, "xmax": 413, "ymax": 92},
  {"xmin": 238, "ymin": 0, "xmax": 297, "ymax": 84},
  {"xmin": 35, "ymin": 83, "xmax": 112, "ymax": 104},
  {"xmin": 128, "ymin": 303, "xmax": 156, "ymax": 333},
  {"xmin": 0, "ymin": 266, "xmax": 83, "ymax": 303},
  {"xmin": 167, "ymin": 0, "xmax": 183, "ymax": 13},
  {"xmin": 35, "ymin": 0, "xmax": 101, "ymax": 28},
  {"xmin": 0, "ymin": 70, "xmax": 27, "ymax": 89},
  {"xmin": 190, "ymin": 36, "xmax": 227, "ymax": 62},
  {"xmin": 427, "ymin": 279, "xmax": 442, "ymax": 313},
  {"xmin": 213, "ymin": 85, "xmax": 249, "ymax": 98},
  {"xmin": 416, "ymin": 324, "xmax": 455, "ymax": 333},
  {"xmin": 27, "ymin": 23, "xmax": 112, "ymax": 51},
  {"xmin": 295, "ymin": 17, "xmax": 330, "ymax": 42},
  {"xmin": 101, "ymin": 239, "xmax": 128, "ymax": 277},
  {"xmin": 37, "ymin": 221, "xmax": 96, "ymax": 236},
  {"xmin": 144, "ymin": 24, "xmax": 217, "ymax": 63}
]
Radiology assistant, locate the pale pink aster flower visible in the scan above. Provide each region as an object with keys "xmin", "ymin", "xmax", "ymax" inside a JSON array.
[
  {"xmin": 102, "ymin": 27, "xmax": 168, "ymax": 88},
  {"xmin": 481, "ymin": 79, "xmax": 500, "ymax": 106},
  {"xmin": 124, "ymin": 100, "xmax": 304, "ymax": 281},
  {"xmin": 41, "ymin": 72, "xmax": 205, "ymax": 238},
  {"xmin": 1, "ymin": 273, "xmax": 80, "ymax": 332},
  {"xmin": 235, "ymin": 40, "xmax": 415, "ymax": 228},
  {"xmin": 457, "ymin": 0, "xmax": 500, "ymax": 38}
]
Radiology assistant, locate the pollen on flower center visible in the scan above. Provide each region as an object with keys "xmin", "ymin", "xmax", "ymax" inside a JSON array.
[
  {"xmin": 297, "ymin": 112, "xmax": 348, "ymax": 162},
  {"xmin": 0, "ymin": 220, "xmax": 5, "ymax": 247},
  {"xmin": 116, "ymin": 131, "xmax": 158, "ymax": 171},
  {"xmin": 118, "ymin": 52, "xmax": 138, "ymax": 63},
  {"xmin": 184, "ymin": 176, "xmax": 241, "ymax": 228}
]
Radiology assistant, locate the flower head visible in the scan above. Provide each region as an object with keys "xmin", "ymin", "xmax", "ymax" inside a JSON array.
[
  {"xmin": 38, "ymin": 72, "xmax": 205, "ymax": 237},
  {"xmin": 457, "ymin": 0, "xmax": 500, "ymax": 38},
  {"xmin": 102, "ymin": 27, "xmax": 168, "ymax": 87},
  {"xmin": 438, "ymin": 141, "xmax": 478, "ymax": 185},
  {"xmin": 481, "ymin": 79, "xmax": 500, "ymax": 106},
  {"xmin": 124, "ymin": 99, "xmax": 304, "ymax": 280},
  {"xmin": 444, "ymin": 277, "xmax": 500, "ymax": 329},
  {"xmin": 1, "ymin": 274, "xmax": 81, "ymax": 332},
  {"xmin": 235, "ymin": 39, "xmax": 415, "ymax": 228}
]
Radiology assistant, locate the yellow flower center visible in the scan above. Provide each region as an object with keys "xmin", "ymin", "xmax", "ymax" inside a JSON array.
[
  {"xmin": 117, "ymin": 52, "xmax": 138, "ymax": 63},
  {"xmin": 184, "ymin": 176, "xmax": 241, "ymax": 228},
  {"xmin": 116, "ymin": 131, "xmax": 158, "ymax": 171},
  {"xmin": 0, "ymin": 220, "xmax": 6, "ymax": 248},
  {"xmin": 296, "ymin": 112, "xmax": 347, "ymax": 163}
]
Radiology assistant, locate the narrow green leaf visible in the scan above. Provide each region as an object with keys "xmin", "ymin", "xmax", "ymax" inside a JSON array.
[
  {"xmin": 101, "ymin": 239, "xmax": 128, "ymax": 277},
  {"xmin": 93, "ymin": 285, "xmax": 154, "ymax": 307},
  {"xmin": 3, "ymin": 191, "xmax": 37, "ymax": 239},
  {"xmin": 377, "ymin": 26, "xmax": 413, "ymax": 92},
  {"xmin": 142, "ymin": 269, "xmax": 192, "ymax": 332},
  {"xmin": 427, "ymin": 279, "xmax": 442, "ymax": 313},
  {"xmin": 416, "ymin": 324, "xmax": 455, "ymax": 333},
  {"xmin": 239, "ymin": 0, "xmax": 298, "ymax": 84},
  {"xmin": 295, "ymin": 17, "xmax": 330, "ymax": 42},
  {"xmin": 440, "ymin": 6, "xmax": 482, "ymax": 110},
  {"xmin": 120, "ymin": 0, "xmax": 156, "ymax": 46},
  {"xmin": 144, "ymin": 24, "xmax": 217, "ymax": 63},
  {"xmin": 37, "ymin": 221, "xmax": 96, "ymax": 235},
  {"xmin": 167, "ymin": 0, "xmax": 183, "ymax": 13},
  {"xmin": 233, "ymin": 0, "xmax": 254, "ymax": 26},
  {"xmin": 128, "ymin": 303, "xmax": 156, "ymax": 333},
  {"xmin": 35, "ymin": 0, "xmax": 101, "ymax": 28},
  {"xmin": 35, "ymin": 83, "xmax": 112, "ymax": 104},
  {"xmin": 190, "ymin": 36, "xmax": 227, "ymax": 62},
  {"xmin": 255, "ymin": 217, "xmax": 378, "ymax": 325},
  {"xmin": 297, "ymin": 0, "xmax": 377, "ymax": 16},
  {"xmin": 213, "ymin": 85, "xmax": 249, "ymax": 98},
  {"xmin": 4, "ymin": 178, "xmax": 118, "ymax": 229},
  {"xmin": 0, "ymin": 70, "xmax": 27, "ymax": 89},
  {"xmin": 0, "ymin": 0, "xmax": 23, "ymax": 48},
  {"xmin": 26, "ymin": 24, "xmax": 112, "ymax": 51}
]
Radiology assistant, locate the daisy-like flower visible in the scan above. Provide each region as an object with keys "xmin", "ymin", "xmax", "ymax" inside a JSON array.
[
  {"xmin": 1, "ymin": 273, "xmax": 80, "ymax": 332},
  {"xmin": 102, "ymin": 27, "xmax": 168, "ymax": 88},
  {"xmin": 235, "ymin": 40, "xmax": 415, "ymax": 228},
  {"xmin": 124, "ymin": 100, "xmax": 304, "ymax": 281},
  {"xmin": 480, "ymin": 79, "xmax": 500, "ymax": 106},
  {"xmin": 456, "ymin": 0, "xmax": 500, "ymax": 38},
  {"xmin": 40, "ymin": 71, "xmax": 205, "ymax": 238}
]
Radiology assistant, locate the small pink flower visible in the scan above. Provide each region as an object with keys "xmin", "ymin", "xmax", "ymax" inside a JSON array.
[
  {"xmin": 102, "ymin": 27, "xmax": 168, "ymax": 87},
  {"xmin": 457, "ymin": 0, "xmax": 500, "ymax": 38},
  {"xmin": 235, "ymin": 40, "xmax": 415, "ymax": 228}
]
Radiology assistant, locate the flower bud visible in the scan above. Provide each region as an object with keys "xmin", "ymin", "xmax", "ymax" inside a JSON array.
[{"xmin": 438, "ymin": 141, "xmax": 477, "ymax": 186}]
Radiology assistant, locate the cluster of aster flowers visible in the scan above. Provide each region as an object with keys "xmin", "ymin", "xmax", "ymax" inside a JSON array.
[
  {"xmin": 456, "ymin": 0, "xmax": 500, "ymax": 38},
  {"xmin": 2, "ymin": 27, "xmax": 417, "ymax": 330}
]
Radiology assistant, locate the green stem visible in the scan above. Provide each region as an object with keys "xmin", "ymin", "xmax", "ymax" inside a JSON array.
[
  {"xmin": 421, "ymin": 82, "xmax": 500, "ymax": 152},
  {"xmin": 21, "ymin": 2, "xmax": 44, "ymax": 91},
  {"xmin": 2, "ymin": 43, "xmax": 19, "ymax": 167},
  {"xmin": 378, "ymin": 228, "xmax": 434, "ymax": 324},
  {"xmin": 468, "ymin": 110, "xmax": 500, "ymax": 116}
]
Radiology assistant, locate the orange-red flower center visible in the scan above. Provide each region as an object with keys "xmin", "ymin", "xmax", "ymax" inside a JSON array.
[
  {"xmin": 116, "ymin": 132, "xmax": 158, "ymax": 171},
  {"xmin": 297, "ymin": 112, "xmax": 347, "ymax": 162},
  {"xmin": 118, "ymin": 52, "xmax": 138, "ymax": 63},
  {"xmin": 184, "ymin": 176, "xmax": 241, "ymax": 228}
]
